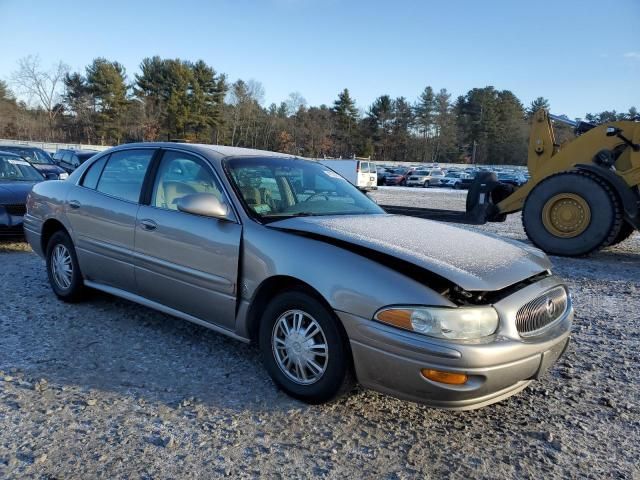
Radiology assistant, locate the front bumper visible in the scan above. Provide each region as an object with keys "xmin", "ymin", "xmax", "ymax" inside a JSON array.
[
  {"xmin": 0, "ymin": 210, "xmax": 25, "ymax": 238},
  {"xmin": 406, "ymin": 179, "xmax": 427, "ymax": 186},
  {"xmin": 337, "ymin": 276, "xmax": 573, "ymax": 410}
]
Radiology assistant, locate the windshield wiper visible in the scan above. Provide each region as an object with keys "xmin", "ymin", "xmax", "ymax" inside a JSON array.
[{"xmin": 267, "ymin": 212, "xmax": 315, "ymax": 218}]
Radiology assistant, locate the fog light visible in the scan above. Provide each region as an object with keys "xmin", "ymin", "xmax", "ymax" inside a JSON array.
[{"xmin": 421, "ymin": 369, "xmax": 468, "ymax": 385}]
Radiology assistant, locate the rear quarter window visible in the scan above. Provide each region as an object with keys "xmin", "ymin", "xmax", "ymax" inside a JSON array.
[{"xmin": 81, "ymin": 155, "xmax": 109, "ymax": 189}]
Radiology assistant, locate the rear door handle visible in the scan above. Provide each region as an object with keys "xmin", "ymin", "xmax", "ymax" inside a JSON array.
[
  {"xmin": 69, "ymin": 200, "xmax": 81, "ymax": 209},
  {"xmin": 140, "ymin": 219, "xmax": 157, "ymax": 231}
]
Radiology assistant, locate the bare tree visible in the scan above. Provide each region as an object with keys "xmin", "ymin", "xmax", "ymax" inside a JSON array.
[
  {"xmin": 286, "ymin": 92, "xmax": 306, "ymax": 116},
  {"xmin": 11, "ymin": 55, "xmax": 69, "ymax": 133}
]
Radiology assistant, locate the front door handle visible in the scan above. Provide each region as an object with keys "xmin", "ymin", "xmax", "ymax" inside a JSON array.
[
  {"xmin": 140, "ymin": 219, "xmax": 157, "ymax": 231},
  {"xmin": 69, "ymin": 200, "xmax": 81, "ymax": 209}
]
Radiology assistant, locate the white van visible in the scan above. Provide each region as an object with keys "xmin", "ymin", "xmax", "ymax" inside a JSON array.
[{"xmin": 317, "ymin": 159, "xmax": 378, "ymax": 191}]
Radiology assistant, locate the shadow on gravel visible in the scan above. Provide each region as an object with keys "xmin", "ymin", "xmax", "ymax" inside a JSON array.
[{"xmin": 0, "ymin": 260, "xmax": 303, "ymax": 413}]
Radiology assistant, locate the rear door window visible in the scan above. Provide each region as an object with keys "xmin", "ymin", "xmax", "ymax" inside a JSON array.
[
  {"xmin": 96, "ymin": 149, "xmax": 154, "ymax": 203},
  {"xmin": 360, "ymin": 162, "xmax": 369, "ymax": 173}
]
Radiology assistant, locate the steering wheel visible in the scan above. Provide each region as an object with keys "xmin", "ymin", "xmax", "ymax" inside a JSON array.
[{"xmin": 300, "ymin": 192, "xmax": 330, "ymax": 203}]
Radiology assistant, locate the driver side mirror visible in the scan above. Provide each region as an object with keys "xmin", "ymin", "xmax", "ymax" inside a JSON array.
[
  {"xmin": 176, "ymin": 193, "xmax": 234, "ymax": 221},
  {"xmin": 606, "ymin": 126, "xmax": 621, "ymax": 137}
]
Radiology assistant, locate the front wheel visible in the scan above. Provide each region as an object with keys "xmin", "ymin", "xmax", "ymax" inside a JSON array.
[
  {"xmin": 522, "ymin": 172, "xmax": 623, "ymax": 256},
  {"xmin": 46, "ymin": 230, "xmax": 86, "ymax": 302},
  {"xmin": 423, "ymin": 181, "xmax": 429, "ymax": 188},
  {"xmin": 259, "ymin": 290, "xmax": 354, "ymax": 404}
]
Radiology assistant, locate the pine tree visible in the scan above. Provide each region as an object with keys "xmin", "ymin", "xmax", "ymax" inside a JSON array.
[
  {"xmin": 85, "ymin": 58, "xmax": 129, "ymax": 144},
  {"xmin": 527, "ymin": 97, "xmax": 550, "ymax": 117},
  {"xmin": 414, "ymin": 86, "xmax": 436, "ymax": 161},
  {"xmin": 332, "ymin": 88, "xmax": 359, "ymax": 157}
]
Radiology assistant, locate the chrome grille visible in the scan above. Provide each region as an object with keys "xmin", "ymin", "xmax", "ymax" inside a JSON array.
[{"xmin": 516, "ymin": 286, "xmax": 568, "ymax": 337}]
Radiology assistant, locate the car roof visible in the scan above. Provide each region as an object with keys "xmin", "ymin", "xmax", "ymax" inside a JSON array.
[
  {"xmin": 0, "ymin": 150, "xmax": 24, "ymax": 158},
  {"xmin": 58, "ymin": 148, "xmax": 99, "ymax": 154},
  {"xmin": 107, "ymin": 142, "xmax": 300, "ymax": 164},
  {"xmin": 0, "ymin": 145, "xmax": 42, "ymax": 151}
]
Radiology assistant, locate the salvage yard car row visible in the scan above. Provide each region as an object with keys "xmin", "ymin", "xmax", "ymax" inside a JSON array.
[{"xmin": 376, "ymin": 164, "xmax": 528, "ymax": 188}]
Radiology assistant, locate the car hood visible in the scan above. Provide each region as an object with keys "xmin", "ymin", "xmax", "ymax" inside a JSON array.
[
  {"xmin": 0, "ymin": 182, "xmax": 36, "ymax": 204},
  {"xmin": 268, "ymin": 214, "xmax": 551, "ymax": 291}
]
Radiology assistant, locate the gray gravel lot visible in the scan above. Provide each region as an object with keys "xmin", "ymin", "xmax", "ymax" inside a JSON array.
[{"xmin": 1, "ymin": 186, "xmax": 639, "ymax": 479}]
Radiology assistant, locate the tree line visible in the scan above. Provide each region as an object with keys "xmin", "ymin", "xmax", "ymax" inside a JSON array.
[{"xmin": 1, "ymin": 55, "xmax": 637, "ymax": 165}]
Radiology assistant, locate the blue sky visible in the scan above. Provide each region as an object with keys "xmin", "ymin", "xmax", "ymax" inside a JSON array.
[{"xmin": 1, "ymin": 0, "xmax": 638, "ymax": 118}]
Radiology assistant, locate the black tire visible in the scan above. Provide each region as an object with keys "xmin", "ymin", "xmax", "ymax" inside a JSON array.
[
  {"xmin": 465, "ymin": 171, "xmax": 498, "ymax": 212},
  {"xmin": 258, "ymin": 290, "xmax": 354, "ymax": 404},
  {"xmin": 606, "ymin": 221, "xmax": 636, "ymax": 248},
  {"xmin": 453, "ymin": 182, "xmax": 462, "ymax": 190},
  {"xmin": 423, "ymin": 181, "xmax": 429, "ymax": 188},
  {"xmin": 46, "ymin": 230, "xmax": 86, "ymax": 302},
  {"xmin": 522, "ymin": 171, "xmax": 623, "ymax": 256}
]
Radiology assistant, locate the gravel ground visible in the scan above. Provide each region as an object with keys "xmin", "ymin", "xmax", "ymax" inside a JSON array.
[{"xmin": 1, "ymin": 187, "xmax": 639, "ymax": 479}]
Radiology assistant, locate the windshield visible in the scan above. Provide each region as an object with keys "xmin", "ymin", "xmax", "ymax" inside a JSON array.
[
  {"xmin": 0, "ymin": 155, "xmax": 44, "ymax": 181},
  {"xmin": 226, "ymin": 157, "xmax": 385, "ymax": 221},
  {"xmin": 0, "ymin": 146, "xmax": 54, "ymax": 164}
]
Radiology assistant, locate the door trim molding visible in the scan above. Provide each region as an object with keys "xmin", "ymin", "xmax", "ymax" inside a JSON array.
[{"xmin": 84, "ymin": 280, "xmax": 249, "ymax": 343}]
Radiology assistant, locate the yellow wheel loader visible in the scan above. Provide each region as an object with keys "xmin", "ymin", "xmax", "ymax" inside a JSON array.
[{"xmin": 466, "ymin": 109, "xmax": 640, "ymax": 256}]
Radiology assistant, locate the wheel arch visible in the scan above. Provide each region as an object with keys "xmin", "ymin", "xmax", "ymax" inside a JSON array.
[
  {"xmin": 575, "ymin": 164, "xmax": 639, "ymax": 229},
  {"xmin": 41, "ymin": 218, "xmax": 70, "ymax": 254},
  {"xmin": 245, "ymin": 275, "xmax": 343, "ymax": 345}
]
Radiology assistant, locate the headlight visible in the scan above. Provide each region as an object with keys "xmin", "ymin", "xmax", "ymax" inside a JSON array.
[
  {"xmin": 374, "ymin": 306, "xmax": 499, "ymax": 340},
  {"xmin": 58, "ymin": 172, "xmax": 69, "ymax": 180}
]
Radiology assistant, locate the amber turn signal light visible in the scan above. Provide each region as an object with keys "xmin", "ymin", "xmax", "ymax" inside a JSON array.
[{"xmin": 421, "ymin": 369, "xmax": 468, "ymax": 385}]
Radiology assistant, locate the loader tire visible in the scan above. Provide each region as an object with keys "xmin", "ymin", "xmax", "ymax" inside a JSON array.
[
  {"xmin": 522, "ymin": 171, "xmax": 623, "ymax": 256},
  {"xmin": 606, "ymin": 221, "xmax": 635, "ymax": 248}
]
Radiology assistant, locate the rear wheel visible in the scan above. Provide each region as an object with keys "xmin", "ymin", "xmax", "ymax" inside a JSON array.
[
  {"xmin": 46, "ymin": 230, "xmax": 86, "ymax": 302},
  {"xmin": 522, "ymin": 171, "xmax": 623, "ymax": 256},
  {"xmin": 259, "ymin": 290, "xmax": 354, "ymax": 404}
]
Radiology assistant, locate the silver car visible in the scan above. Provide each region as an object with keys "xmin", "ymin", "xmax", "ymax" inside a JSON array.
[
  {"xmin": 406, "ymin": 168, "xmax": 445, "ymax": 187},
  {"xmin": 24, "ymin": 143, "xmax": 572, "ymax": 409}
]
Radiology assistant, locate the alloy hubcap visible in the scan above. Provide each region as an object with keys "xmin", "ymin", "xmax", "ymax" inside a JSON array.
[
  {"xmin": 542, "ymin": 193, "xmax": 591, "ymax": 238},
  {"xmin": 51, "ymin": 244, "xmax": 73, "ymax": 290},
  {"xmin": 272, "ymin": 309, "xmax": 329, "ymax": 385}
]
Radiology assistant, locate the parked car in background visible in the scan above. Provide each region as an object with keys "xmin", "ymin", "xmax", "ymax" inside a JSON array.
[
  {"xmin": 24, "ymin": 143, "xmax": 572, "ymax": 409},
  {"xmin": 317, "ymin": 159, "xmax": 377, "ymax": 191},
  {"xmin": 0, "ymin": 145, "xmax": 68, "ymax": 180},
  {"xmin": 0, "ymin": 151, "xmax": 46, "ymax": 237},
  {"xmin": 53, "ymin": 149, "xmax": 99, "ymax": 172},
  {"xmin": 497, "ymin": 171, "xmax": 527, "ymax": 187},
  {"xmin": 440, "ymin": 171, "xmax": 475, "ymax": 190},
  {"xmin": 384, "ymin": 167, "xmax": 414, "ymax": 186},
  {"xmin": 376, "ymin": 167, "xmax": 394, "ymax": 186},
  {"xmin": 406, "ymin": 168, "xmax": 445, "ymax": 187}
]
